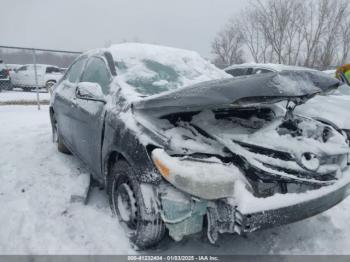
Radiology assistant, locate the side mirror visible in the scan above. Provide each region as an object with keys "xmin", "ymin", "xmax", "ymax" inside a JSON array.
[{"xmin": 76, "ymin": 82, "xmax": 106, "ymax": 103}]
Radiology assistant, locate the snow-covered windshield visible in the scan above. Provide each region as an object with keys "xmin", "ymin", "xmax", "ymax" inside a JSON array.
[
  {"xmin": 114, "ymin": 59, "xmax": 181, "ymax": 95},
  {"xmin": 109, "ymin": 43, "xmax": 229, "ymax": 96}
]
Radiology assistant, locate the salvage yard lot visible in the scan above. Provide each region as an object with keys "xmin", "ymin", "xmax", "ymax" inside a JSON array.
[{"xmin": 1, "ymin": 105, "xmax": 350, "ymax": 254}]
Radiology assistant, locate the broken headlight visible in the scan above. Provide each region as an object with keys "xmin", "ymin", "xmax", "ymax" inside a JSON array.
[{"xmin": 151, "ymin": 148, "xmax": 240, "ymax": 200}]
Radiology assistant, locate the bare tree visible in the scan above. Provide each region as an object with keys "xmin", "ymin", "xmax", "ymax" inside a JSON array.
[
  {"xmin": 211, "ymin": 22, "xmax": 245, "ymax": 68},
  {"xmin": 252, "ymin": 0, "xmax": 304, "ymax": 64},
  {"xmin": 302, "ymin": 0, "xmax": 349, "ymax": 69},
  {"xmin": 239, "ymin": 9, "xmax": 273, "ymax": 63},
  {"xmin": 212, "ymin": 0, "xmax": 350, "ymax": 69},
  {"xmin": 339, "ymin": 17, "xmax": 350, "ymax": 65}
]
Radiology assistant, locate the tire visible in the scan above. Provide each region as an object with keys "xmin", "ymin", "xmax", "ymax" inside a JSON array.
[
  {"xmin": 52, "ymin": 114, "xmax": 71, "ymax": 154},
  {"xmin": 7, "ymin": 82, "xmax": 13, "ymax": 91},
  {"xmin": 107, "ymin": 161, "xmax": 165, "ymax": 249}
]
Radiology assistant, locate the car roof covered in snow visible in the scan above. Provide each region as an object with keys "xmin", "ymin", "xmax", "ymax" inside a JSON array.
[{"xmin": 224, "ymin": 63, "xmax": 317, "ymax": 73}]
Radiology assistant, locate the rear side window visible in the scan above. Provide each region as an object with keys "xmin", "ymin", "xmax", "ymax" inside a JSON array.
[
  {"xmin": 226, "ymin": 68, "xmax": 248, "ymax": 77},
  {"xmin": 17, "ymin": 66, "xmax": 27, "ymax": 71},
  {"xmin": 66, "ymin": 58, "xmax": 86, "ymax": 83},
  {"xmin": 81, "ymin": 57, "xmax": 111, "ymax": 94},
  {"xmin": 254, "ymin": 68, "xmax": 273, "ymax": 75},
  {"xmin": 46, "ymin": 67, "xmax": 61, "ymax": 73}
]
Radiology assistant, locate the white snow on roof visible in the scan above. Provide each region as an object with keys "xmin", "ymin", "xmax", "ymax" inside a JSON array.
[
  {"xmin": 323, "ymin": 69, "xmax": 336, "ymax": 76},
  {"xmin": 24, "ymin": 64, "xmax": 59, "ymax": 68},
  {"xmin": 225, "ymin": 63, "xmax": 317, "ymax": 73}
]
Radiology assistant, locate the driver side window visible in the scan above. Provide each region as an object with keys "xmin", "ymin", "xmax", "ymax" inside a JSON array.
[
  {"xmin": 80, "ymin": 57, "xmax": 111, "ymax": 95},
  {"xmin": 66, "ymin": 58, "xmax": 86, "ymax": 84},
  {"xmin": 17, "ymin": 66, "xmax": 27, "ymax": 71}
]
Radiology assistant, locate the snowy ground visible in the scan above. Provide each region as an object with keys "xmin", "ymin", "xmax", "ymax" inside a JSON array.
[
  {"xmin": 0, "ymin": 89, "xmax": 50, "ymax": 104},
  {"xmin": 1, "ymin": 105, "xmax": 350, "ymax": 255}
]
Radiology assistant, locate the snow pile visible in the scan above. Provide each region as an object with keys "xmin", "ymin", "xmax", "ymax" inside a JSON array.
[
  {"xmin": 0, "ymin": 106, "xmax": 132, "ymax": 254},
  {"xmin": 0, "ymin": 90, "xmax": 50, "ymax": 104},
  {"xmin": 108, "ymin": 43, "xmax": 229, "ymax": 97}
]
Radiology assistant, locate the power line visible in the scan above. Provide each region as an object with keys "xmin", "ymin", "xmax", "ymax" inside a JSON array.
[{"xmin": 0, "ymin": 45, "xmax": 82, "ymax": 54}]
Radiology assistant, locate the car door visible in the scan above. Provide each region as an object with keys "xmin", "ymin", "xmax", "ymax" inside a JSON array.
[
  {"xmin": 24, "ymin": 65, "xmax": 36, "ymax": 86},
  {"xmin": 12, "ymin": 65, "xmax": 27, "ymax": 86},
  {"xmin": 73, "ymin": 56, "xmax": 112, "ymax": 175},
  {"xmin": 53, "ymin": 57, "xmax": 87, "ymax": 149},
  {"xmin": 27, "ymin": 65, "xmax": 45, "ymax": 87}
]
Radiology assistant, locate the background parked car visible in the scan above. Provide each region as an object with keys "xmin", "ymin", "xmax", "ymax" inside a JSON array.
[
  {"xmin": 224, "ymin": 63, "xmax": 350, "ymax": 141},
  {"xmin": 0, "ymin": 60, "xmax": 12, "ymax": 91},
  {"xmin": 10, "ymin": 64, "xmax": 63, "ymax": 92}
]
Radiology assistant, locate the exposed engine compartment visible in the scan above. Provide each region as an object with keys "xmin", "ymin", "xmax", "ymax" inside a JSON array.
[{"xmin": 142, "ymin": 104, "xmax": 349, "ymax": 197}]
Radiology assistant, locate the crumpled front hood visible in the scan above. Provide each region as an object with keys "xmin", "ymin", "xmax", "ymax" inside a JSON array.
[{"xmin": 133, "ymin": 70, "xmax": 340, "ymax": 117}]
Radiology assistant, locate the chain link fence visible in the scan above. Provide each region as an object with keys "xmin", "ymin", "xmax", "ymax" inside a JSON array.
[{"xmin": 0, "ymin": 46, "xmax": 81, "ymax": 109}]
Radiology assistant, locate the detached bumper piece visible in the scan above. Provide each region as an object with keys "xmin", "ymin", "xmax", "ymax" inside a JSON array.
[
  {"xmin": 160, "ymin": 181, "xmax": 350, "ymax": 244},
  {"xmin": 160, "ymin": 189, "xmax": 207, "ymax": 241},
  {"xmin": 239, "ymin": 183, "xmax": 350, "ymax": 233}
]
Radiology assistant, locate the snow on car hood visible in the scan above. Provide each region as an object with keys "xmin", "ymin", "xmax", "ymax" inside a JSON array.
[
  {"xmin": 191, "ymin": 110, "xmax": 349, "ymax": 158},
  {"xmin": 295, "ymin": 94, "xmax": 350, "ymax": 130},
  {"xmin": 137, "ymin": 105, "xmax": 349, "ymax": 184},
  {"xmin": 133, "ymin": 70, "xmax": 340, "ymax": 117}
]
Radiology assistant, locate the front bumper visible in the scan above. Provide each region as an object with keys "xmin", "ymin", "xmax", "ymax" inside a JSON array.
[
  {"xmin": 160, "ymin": 166, "xmax": 350, "ymax": 243},
  {"xmin": 238, "ymin": 181, "xmax": 350, "ymax": 233}
]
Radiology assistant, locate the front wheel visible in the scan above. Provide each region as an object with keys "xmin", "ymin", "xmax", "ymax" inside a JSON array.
[{"xmin": 108, "ymin": 161, "xmax": 165, "ymax": 249}]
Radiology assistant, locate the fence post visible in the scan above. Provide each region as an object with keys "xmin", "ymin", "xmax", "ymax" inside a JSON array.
[{"xmin": 32, "ymin": 49, "xmax": 40, "ymax": 110}]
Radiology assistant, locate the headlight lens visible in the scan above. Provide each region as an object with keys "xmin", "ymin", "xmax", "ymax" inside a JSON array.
[
  {"xmin": 299, "ymin": 152, "xmax": 320, "ymax": 171},
  {"xmin": 151, "ymin": 148, "xmax": 239, "ymax": 200}
]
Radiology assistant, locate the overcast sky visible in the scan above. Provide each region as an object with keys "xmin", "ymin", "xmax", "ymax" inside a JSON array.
[{"xmin": 1, "ymin": 0, "xmax": 247, "ymax": 58}]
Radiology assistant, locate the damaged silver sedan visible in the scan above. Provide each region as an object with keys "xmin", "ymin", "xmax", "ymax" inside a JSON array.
[
  {"xmin": 50, "ymin": 43, "xmax": 350, "ymax": 249},
  {"xmin": 137, "ymin": 70, "xmax": 350, "ymax": 245}
]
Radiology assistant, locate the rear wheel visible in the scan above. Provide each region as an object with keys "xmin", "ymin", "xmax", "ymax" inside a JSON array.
[
  {"xmin": 52, "ymin": 114, "xmax": 71, "ymax": 154},
  {"xmin": 6, "ymin": 82, "xmax": 13, "ymax": 91},
  {"xmin": 108, "ymin": 161, "xmax": 165, "ymax": 249}
]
